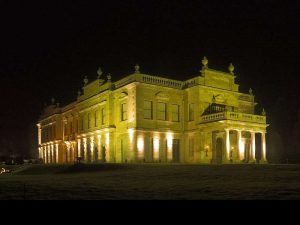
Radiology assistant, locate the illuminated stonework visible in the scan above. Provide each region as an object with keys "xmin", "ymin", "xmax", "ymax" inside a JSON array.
[{"xmin": 37, "ymin": 58, "xmax": 268, "ymax": 164}]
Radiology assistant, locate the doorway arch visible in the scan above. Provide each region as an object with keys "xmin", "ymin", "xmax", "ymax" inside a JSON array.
[{"xmin": 216, "ymin": 138, "xmax": 223, "ymax": 164}]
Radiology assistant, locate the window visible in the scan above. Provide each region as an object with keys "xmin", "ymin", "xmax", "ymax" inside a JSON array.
[
  {"xmin": 101, "ymin": 108, "xmax": 106, "ymax": 125},
  {"xmin": 144, "ymin": 100, "xmax": 152, "ymax": 119},
  {"xmin": 94, "ymin": 110, "xmax": 98, "ymax": 127},
  {"xmin": 121, "ymin": 103, "xmax": 127, "ymax": 121},
  {"xmin": 157, "ymin": 102, "xmax": 167, "ymax": 120},
  {"xmin": 189, "ymin": 138, "xmax": 194, "ymax": 158},
  {"xmin": 171, "ymin": 104, "xmax": 180, "ymax": 122},
  {"xmin": 87, "ymin": 113, "xmax": 91, "ymax": 129},
  {"xmin": 189, "ymin": 103, "xmax": 195, "ymax": 121}
]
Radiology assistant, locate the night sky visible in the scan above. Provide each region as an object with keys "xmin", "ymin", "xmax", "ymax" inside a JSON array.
[{"xmin": 0, "ymin": 0, "xmax": 299, "ymax": 157}]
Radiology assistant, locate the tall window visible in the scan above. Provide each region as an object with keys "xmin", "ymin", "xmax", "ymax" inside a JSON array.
[
  {"xmin": 94, "ymin": 110, "xmax": 98, "ymax": 127},
  {"xmin": 189, "ymin": 138, "xmax": 194, "ymax": 158},
  {"xmin": 171, "ymin": 104, "xmax": 180, "ymax": 122},
  {"xmin": 144, "ymin": 100, "xmax": 152, "ymax": 119},
  {"xmin": 87, "ymin": 113, "xmax": 91, "ymax": 129},
  {"xmin": 121, "ymin": 103, "xmax": 127, "ymax": 121},
  {"xmin": 101, "ymin": 108, "xmax": 106, "ymax": 125},
  {"xmin": 81, "ymin": 117, "xmax": 84, "ymax": 131},
  {"xmin": 157, "ymin": 102, "xmax": 167, "ymax": 121},
  {"xmin": 189, "ymin": 103, "xmax": 195, "ymax": 121}
]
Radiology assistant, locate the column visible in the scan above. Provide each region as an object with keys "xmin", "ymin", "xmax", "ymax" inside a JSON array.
[
  {"xmin": 77, "ymin": 139, "xmax": 81, "ymax": 158},
  {"xmin": 237, "ymin": 130, "xmax": 243, "ymax": 161},
  {"xmin": 225, "ymin": 129, "xmax": 230, "ymax": 161},
  {"xmin": 90, "ymin": 136, "xmax": 94, "ymax": 162},
  {"xmin": 70, "ymin": 143, "xmax": 74, "ymax": 163},
  {"xmin": 42, "ymin": 147, "xmax": 45, "ymax": 163},
  {"xmin": 97, "ymin": 135, "xmax": 101, "ymax": 161},
  {"xmin": 83, "ymin": 138, "xmax": 87, "ymax": 162},
  {"xmin": 50, "ymin": 144, "xmax": 54, "ymax": 163},
  {"xmin": 55, "ymin": 143, "xmax": 59, "ymax": 163},
  {"xmin": 261, "ymin": 132, "xmax": 267, "ymax": 163},
  {"xmin": 37, "ymin": 124, "xmax": 41, "ymax": 145},
  {"xmin": 47, "ymin": 145, "xmax": 50, "ymax": 163},
  {"xmin": 250, "ymin": 131, "xmax": 256, "ymax": 162},
  {"xmin": 66, "ymin": 144, "xmax": 70, "ymax": 163},
  {"xmin": 105, "ymin": 132, "xmax": 110, "ymax": 162}
]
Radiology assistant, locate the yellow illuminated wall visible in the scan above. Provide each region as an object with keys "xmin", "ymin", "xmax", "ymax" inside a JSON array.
[{"xmin": 38, "ymin": 59, "xmax": 268, "ymax": 164}]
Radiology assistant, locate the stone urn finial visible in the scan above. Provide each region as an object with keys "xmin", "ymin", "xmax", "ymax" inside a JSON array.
[
  {"xmin": 228, "ymin": 63, "xmax": 234, "ymax": 74},
  {"xmin": 134, "ymin": 64, "xmax": 140, "ymax": 73},
  {"xmin": 83, "ymin": 76, "xmax": 88, "ymax": 86},
  {"xmin": 249, "ymin": 88, "xmax": 253, "ymax": 95},
  {"xmin": 107, "ymin": 73, "xmax": 112, "ymax": 82},
  {"xmin": 97, "ymin": 67, "xmax": 103, "ymax": 79},
  {"xmin": 51, "ymin": 97, "xmax": 55, "ymax": 105},
  {"xmin": 202, "ymin": 56, "xmax": 208, "ymax": 68},
  {"xmin": 262, "ymin": 108, "xmax": 266, "ymax": 116},
  {"xmin": 77, "ymin": 89, "xmax": 81, "ymax": 98}
]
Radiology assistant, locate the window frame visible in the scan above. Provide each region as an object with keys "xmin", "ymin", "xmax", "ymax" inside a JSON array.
[
  {"xmin": 157, "ymin": 102, "xmax": 167, "ymax": 121},
  {"xmin": 171, "ymin": 104, "xmax": 180, "ymax": 122},
  {"xmin": 143, "ymin": 100, "xmax": 153, "ymax": 119},
  {"xmin": 121, "ymin": 102, "xmax": 128, "ymax": 121}
]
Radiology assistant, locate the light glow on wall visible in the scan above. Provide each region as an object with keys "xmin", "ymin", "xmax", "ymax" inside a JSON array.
[
  {"xmin": 128, "ymin": 128, "xmax": 134, "ymax": 143},
  {"xmin": 225, "ymin": 129, "xmax": 230, "ymax": 160},
  {"xmin": 106, "ymin": 133, "xmax": 110, "ymax": 147},
  {"xmin": 137, "ymin": 136, "xmax": 144, "ymax": 152},
  {"xmin": 239, "ymin": 139, "xmax": 245, "ymax": 160},
  {"xmin": 153, "ymin": 137, "xmax": 159, "ymax": 160},
  {"xmin": 261, "ymin": 132, "xmax": 266, "ymax": 161},
  {"xmin": 90, "ymin": 136, "xmax": 94, "ymax": 162},
  {"xmin": 251, "ymin": 132, "xmax": 255, "ymax": 160},
  {"xmin": 77, "ymin": 139, "xmax": 81, "ymax": 157},
  {"xmin": 55, "ymin": 143, "xmax": 59, "ymax": 163},
  {"xmin": 167, "ymin": 132, "xmax": 173, "ymax": 161},
  {"xmin": 167, "ymin": 132, "xmax": 173, "ymax": 149},
  {"xmin": 83, "ymin": 138, "xmax": 87, "ymax": 160},
  {"xmin": 97, "ymin": 135, "xmax": 101, "ymax": 160}
]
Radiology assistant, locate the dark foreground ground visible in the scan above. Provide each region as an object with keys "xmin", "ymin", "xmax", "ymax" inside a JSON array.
[{"xmin": 0, "ymin": 163, "xmax": 299, "ymax": 200}]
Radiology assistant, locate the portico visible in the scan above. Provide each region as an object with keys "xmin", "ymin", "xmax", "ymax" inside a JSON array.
[{"xmin": 199, "ymin": 111, "xmax": 268, "ymax": 164}]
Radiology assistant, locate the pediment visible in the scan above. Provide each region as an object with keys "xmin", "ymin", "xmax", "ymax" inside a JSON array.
[
  {"xmin": 155, "ymin": 91, "xmax": 170, "ymax": 99},
  {"xmin": 119, "ymin": 91, "xmax": 128, "ymax": 99}
]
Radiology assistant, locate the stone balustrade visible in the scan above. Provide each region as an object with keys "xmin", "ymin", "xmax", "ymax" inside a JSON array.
[
  {"xmin": 200, "ymin": 111, "xmax": 266, "ymax": 124},
  {"xmin": 114, "ymin": 74, "xmax": 184, "ymax": 89}
]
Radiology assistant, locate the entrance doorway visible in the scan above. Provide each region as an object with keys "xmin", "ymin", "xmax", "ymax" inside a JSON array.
[
  {"xmin": 102, "ymin": 146, "xmax": 107, "ymax": 162},
  {"xmin": 216, "ymin": 138, "xmax": 223, "ymax": 164},
  {"xmin": 172, "ymin": 139, "xmax": 180, "ymax": 162}
]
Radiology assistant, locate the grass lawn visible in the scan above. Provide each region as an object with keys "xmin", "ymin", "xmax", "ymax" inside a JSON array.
[{"xmin": 0, "ymin": 163, "xmax": 300, "ymax": 200}]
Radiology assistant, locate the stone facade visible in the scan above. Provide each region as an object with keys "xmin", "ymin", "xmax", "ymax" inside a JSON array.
[{"xmin": 37, "ymin": 58, "xmax": 268, "ymax": 164}]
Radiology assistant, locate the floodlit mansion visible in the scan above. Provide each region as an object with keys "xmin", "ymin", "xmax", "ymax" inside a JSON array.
[{"xmin": 37, "ymin": 57, "xmax": 268, "ymax": 164}]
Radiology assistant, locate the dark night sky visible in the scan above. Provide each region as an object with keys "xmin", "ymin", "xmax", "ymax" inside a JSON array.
[{"xmin": 0, "ymin": 0, "xmax": 299, "ymax": 156}]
